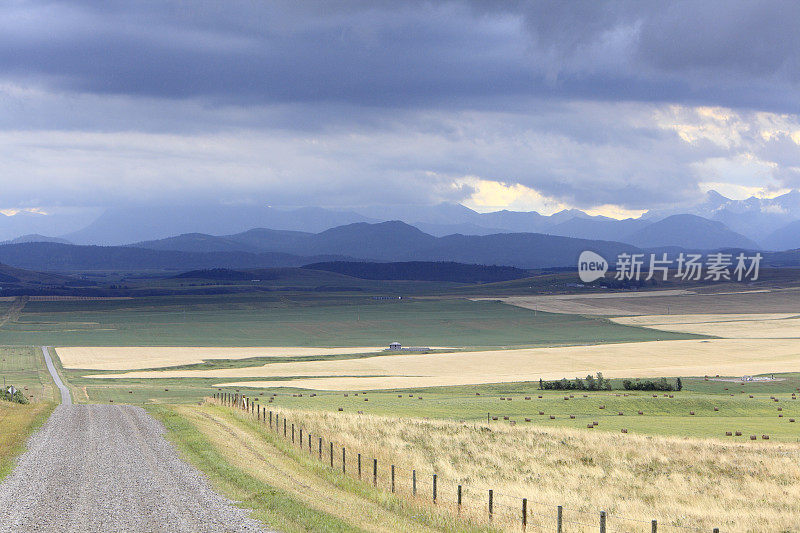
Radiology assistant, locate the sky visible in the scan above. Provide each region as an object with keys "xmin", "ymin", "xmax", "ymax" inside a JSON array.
[{"xmin": 1, "ymin": 0, "xmax": 800, "ymax": 218}]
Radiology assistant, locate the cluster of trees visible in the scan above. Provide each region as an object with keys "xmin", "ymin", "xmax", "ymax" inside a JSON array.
[
  {"xmin": 1, "ymin": 386, "xmax": 28, "ymax": 404},
  {"xmin": 622, "ymin": 377, "xmax": 682, "ymax": 391},
  {"xmin": 303, "ymin": 261, "xmax": 531, "ymax": 283},
  {"xmin": 539, "ymin": 373, "xmax": 611, "ymax": 391}
]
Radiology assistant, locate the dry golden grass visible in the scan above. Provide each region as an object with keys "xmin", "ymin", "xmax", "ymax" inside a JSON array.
[
  {"xmin": 171, "ymin": 403, "xmax": 460, "ymax": 532},
  {"xmin": 56, "ymin": 346, "xmax": 384, "ymax": 370},
  {"xmin": 486, "ymin": 290, "xmax": 693, "ymax": 316},
  {"xmin": 261, "ymin": 406, "xmax": 800, "ymax": 532},
  {"xmin": 612, "ymin": 313, "xmax": 800, "ymax": 338},
  {"xmin": 0, "ymin": 401, "xmax": 57, "ymax": 479},
  {"xmin": 95, "ymin": 338, "xmax": 800, "ymax": 390},
  {"xmin": 496, "ymin": 287, "xmax": 800, "ymax": 316}
]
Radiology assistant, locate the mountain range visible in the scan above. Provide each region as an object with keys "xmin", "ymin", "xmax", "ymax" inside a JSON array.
[
  {"xmin": 0, "ymin": 189, "xmax": 798, "ymax": 251},
  {"xmin": 0, "ymin": 222, "xmax": 641, "ymax": 271}
]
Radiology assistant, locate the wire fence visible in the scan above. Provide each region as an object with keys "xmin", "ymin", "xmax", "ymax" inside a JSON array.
[{"xmin": 212, "ymin": 392, "xmax": 722, "ymax": 533}]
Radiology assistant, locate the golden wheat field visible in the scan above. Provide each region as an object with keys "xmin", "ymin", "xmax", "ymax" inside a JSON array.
[
  {"xmin": 55, "ymin": 346, "xmax": 384, "ymax": 370},
  {"xmin": 91, "ymin": 338, "xmax": 800, "ymax": 390},
  {"xmin": 611, "ymin": 313, "xmax": 800, "ymax": 338},
  {"xmin": 258, "ymin": 406, "xmax": 800, "ymax": 532},
  {"xmin": 495, "ymin": 287, "xmax": 800, "ymax": 316}
]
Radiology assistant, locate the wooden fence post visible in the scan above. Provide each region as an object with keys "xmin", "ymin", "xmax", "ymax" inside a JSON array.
[
  {"xmin": 412, "ymin": 469, "xmax": 416, "ymax": 496},
  {"xmin": 652, "ymin": 519, "xmax": 657, "ymax": 533},
  {"xmin": 283, "ymin": 418, "xmax": 286, "ymax": 438},
  {"xmin": 299, "ymin": 428, "xmax": 302, "ymax": 446},
  {"xmin": 342, "ymin": 447, "xmax": 346, "ymax": 473},
  {"xmin": 391, "ymin": 465, "xmax": 395, "ymax": 493},
  {"xmin": 457, "ymin": 485, "xmax": 462, "ymax": 512},
  {"xmin": 291, "ymin": 423, "xmax": 295, "ymax": 443},
  {"xmin": 432, "ymin": 474, "xmax": 437, "ymax": 503},
  {"xmin": 308, "ymin": 433, "xmax": 312, "ymax": 453},
  {"xmin": 488, "ymin": 490, "xmax": 493, "ymax": 521},
  {"xmin": 373, "ymin": 458, "xmax": 377, "ymax": 487},
  {"xmin": 269, "ymin": 410, "xmax": 273, "ymax": 428},
  {"xmin": 358, "ymin": 453, "xmax": 362, "ymax": 479},
  {"xmin": 557, "ymin": 505, "xmax": 563, "ymax": 533},
  {"xmin": 318, "ymin": 437, "xmax": 322, "ymax": 460},
  {"xmin": 330, "ymin": 442, "xmax": 334, "ymax": 468},
  {"xmin": 522, "ymin": 498, "xmax": 527, "ymax": 531},
  {"xmin": 600, "ymin": 510, "xmax": 606, "ymax": 533}
]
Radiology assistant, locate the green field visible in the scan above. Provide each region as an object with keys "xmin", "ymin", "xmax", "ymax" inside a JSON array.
[
  {"xmin": 61, "ymin": 354, "xmax": 800, "ymax": 442},
  {"xmin": 0, "ymin": 347, "xmax": 58, "ymax": 480},
  {"xmin": 0, "ymin": 346, "xmax": 58, "ymax": 403},
  {"xmin": 0, "ymin": 294, "xmax": 701, "ymax": 347}
]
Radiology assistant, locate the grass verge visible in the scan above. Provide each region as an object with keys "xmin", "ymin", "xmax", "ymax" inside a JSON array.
[
  {"xmin": 0, "ymin": 400, "xmax": 57, "ymax": 480},
  {"xmin": 150, "ymin": 402, "xmax": 490, "ymax": 532}
]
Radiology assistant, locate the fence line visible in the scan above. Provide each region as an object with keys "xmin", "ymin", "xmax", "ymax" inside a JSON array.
[{"xmin": 211, "ymin": 392, "xmax": 716, "ymax": 532}]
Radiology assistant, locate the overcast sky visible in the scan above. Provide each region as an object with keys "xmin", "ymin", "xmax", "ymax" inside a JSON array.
[{"xmin": 2, "ymin": 0, "xmax": 800, "ymax": 217}]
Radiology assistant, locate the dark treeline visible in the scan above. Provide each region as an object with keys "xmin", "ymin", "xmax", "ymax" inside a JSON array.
[
  {"xmin": 538, "ymin": 374, "xmax": 683, "ymax": 392},
  {"xmin": 539, "ymin": 373, "xmax": 611, "ymax": 391},
  {"xmin": 623, "ymin": 378, "xmax": 682, "ymax": 391},
  {"xmin": 303, "ymin": 261, "xmax": 531, "ymax": 283}
]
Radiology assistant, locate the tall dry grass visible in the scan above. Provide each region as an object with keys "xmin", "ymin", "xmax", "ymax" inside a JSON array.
[{"xmin": 265, "ymin": 405, "xmax": 800, "ymax": 532}]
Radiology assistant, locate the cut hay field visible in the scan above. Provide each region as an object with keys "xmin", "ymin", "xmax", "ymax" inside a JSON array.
[
  {"xmin": 0, "ymin": 294, "xmax": 693, "ymax": 347},
  {"xmin": 612, "ymin": 313, "xmax": 800, "ymax": 338},
  {"xmin": 56, "ymin": 346, "xmax": 386, "ymax": 371},
  {"xmin": 90, "ymin": 338, "xmax": 800, "ymax": 391},
  {"xmin": 497, "ymin": 287, "xmax": 800, "ymax": 316},
  {"xmin": 179, "ymin": 401, "xmax": 800, "ymax": 532}
]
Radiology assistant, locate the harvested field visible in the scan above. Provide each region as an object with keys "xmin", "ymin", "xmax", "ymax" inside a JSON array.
[
  {"xmin": 237, "ymin": 406, "xmax": 800, "ymax": 532},
  {"xmin": 612, "ymin": 313, "xmax": 800, "ymax": 338},
  {"xmin": 496, "ymin": 287, "xmax": 800, "ymax": 316},
  {"xmin": 55, "ymin": 346, "xmax": 384, "ymax": 371},
  {"xmin": 91, "ymin": 338, "xmax": 800, "ymax": 390}
]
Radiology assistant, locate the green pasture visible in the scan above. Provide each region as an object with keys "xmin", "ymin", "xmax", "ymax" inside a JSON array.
[
  {"xmin": 0, "ymin": 346, "xmax": 57, "ymax": 402},
  {"xmin": 0, "ymin": 294, "xmax": 702, "ymax": 347},
  {"xmin": 64, "ymin": 362, "xmax": 800, "ymax": 442}
]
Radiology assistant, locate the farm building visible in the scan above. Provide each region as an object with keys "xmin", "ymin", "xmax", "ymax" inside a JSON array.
[{"xmin": 386, "ymin": 342, "xmax": 430, "ymax": 352}]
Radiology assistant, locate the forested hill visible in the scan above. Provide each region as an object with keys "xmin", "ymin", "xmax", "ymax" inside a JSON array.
[{"xmin": 302, "ymin": 261, "xmax": 531, "ymax": 283}]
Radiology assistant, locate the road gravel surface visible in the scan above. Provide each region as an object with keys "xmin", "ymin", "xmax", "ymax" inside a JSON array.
[{"xmin": 0, "ymin": 348, "xmax": 271, "ymax": 532}]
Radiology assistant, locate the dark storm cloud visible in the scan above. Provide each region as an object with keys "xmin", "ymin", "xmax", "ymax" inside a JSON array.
[
  {"xmin": 0, "ymin": 1, "xmax": 798, "ymax": 213},
  {"xmin": 2, "ymin": 0, "xmax": 799, "ymax": 111}
]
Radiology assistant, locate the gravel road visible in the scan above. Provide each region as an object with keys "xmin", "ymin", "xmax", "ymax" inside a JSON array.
[{"xmin": 0, "ymin": 349, "xmax": 272, "ymax": 532}]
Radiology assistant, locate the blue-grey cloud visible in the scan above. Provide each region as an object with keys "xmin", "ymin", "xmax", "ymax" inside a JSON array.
[
  {"xmin": 2, "ymin": 1, "xmax": 799, "ymax": 111},
  {"xmin": 0, "ymin": 1, "xmax": 799, "ymax": 215}
]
